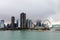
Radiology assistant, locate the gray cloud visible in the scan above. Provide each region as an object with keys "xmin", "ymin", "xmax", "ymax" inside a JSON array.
[{"xmin": 0, "ymin": 0, "xmax": 59, "ymax": 24}]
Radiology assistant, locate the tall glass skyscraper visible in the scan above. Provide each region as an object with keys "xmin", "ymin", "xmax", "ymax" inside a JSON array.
[{"xmin": 20, "ymin": 12, "xmax": 26, "ymax": 29}]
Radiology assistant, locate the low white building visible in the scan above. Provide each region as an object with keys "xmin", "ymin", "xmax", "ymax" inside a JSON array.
[{"xmin": 51, "ymin": 25, "xmax": 60, "ymax": 31}]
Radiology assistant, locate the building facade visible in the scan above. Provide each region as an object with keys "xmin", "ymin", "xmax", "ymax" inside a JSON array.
[
  {"xmin": 20, "ymin": 12, "xmax": 26, "ymax": 29},
  {"xmin": 16, "ymin": 20, "xmax": 18, "ymax": 27},
  {"xmin": 11, "ymin": 16, "xmax": 16, "ymax": 29},
  {"xmin": 36, "ymin": 20, "xmax": 42, "ymax": 27},
  {"xmin": 0, "ymin": 20, "xmax": 4, "ymax": 28},
  {"xmin": 26, "ymin": 19, "xmax": 32, "ymax": 28}
]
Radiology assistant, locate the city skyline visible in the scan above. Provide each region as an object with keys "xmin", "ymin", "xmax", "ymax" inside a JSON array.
[{"xmin": 0, "ymin": 0, "xmax": 60, "ymax": 24}]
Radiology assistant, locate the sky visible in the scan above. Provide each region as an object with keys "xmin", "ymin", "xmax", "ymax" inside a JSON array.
[{"xmin": 0, "ymin": 0, "xmax": 60, "ymax": 25}]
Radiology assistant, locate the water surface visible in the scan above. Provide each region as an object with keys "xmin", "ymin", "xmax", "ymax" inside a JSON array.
[{"xmin": 0, "ymin": 30, "xmax": 60, "ymax": 40}]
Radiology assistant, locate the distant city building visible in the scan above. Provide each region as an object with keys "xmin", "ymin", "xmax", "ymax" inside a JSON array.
[
  {"xmin": 20, "ymin": 12, "xmax": 26, "ymax": 29},
  {"xmin": 7, "ymin": 24, "xmax": 10, "ymax": 28},
  {"xmin": 42, "ymin": 19, "xmax": 51, "ymax": 27},
  {"xmin": 26, "ymin": 19, "xmax": 32, "ymax": 28},
  {"xmin": 11, "ymin": 16, "xmax": 16, "ymax": 29},
  {"xmin": 36, "ymin": 20, "xmax": 42, "ymax": 27},
  {"xmin": 51, "ymin": 24, "xmax": 60, "ymax": 31},
  {"xmin": 31, "ymin": 23, "xmax": 35, "ymax": 28},
  {"xmin": 16, "ymin": 20, "xmax": 18, "ymax": 27},
  {"xmin": 0, "ymin": 20, "xmax": 4, "ymax": 28},
  {"xmin": 42, "ymin": 23, "xmax": 46, "ymax": 27}
]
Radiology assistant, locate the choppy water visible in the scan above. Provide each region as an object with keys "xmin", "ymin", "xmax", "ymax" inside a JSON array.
[{"xmin": 0, "ymin": 30, "xmax": 60, "ymax": 40}]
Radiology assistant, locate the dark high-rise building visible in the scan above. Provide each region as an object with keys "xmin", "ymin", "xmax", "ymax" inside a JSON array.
[
  {"xmin": 36, "ymin": 20, "xmax": 42, "ymax": 27},
  {"xmin": 7, "ymin": 24, "xmax": 10, "ymax": 28},
  {"xmin": 20, "ymin": 12, "xmax": 26, "ymax": 29},
  {"xmin": 11, "ymin": 16, "xmax": 15, "ymax": 29},
  {"xmin": 26, "ymin": 19, "xmax": 32, "ymax": 28}
]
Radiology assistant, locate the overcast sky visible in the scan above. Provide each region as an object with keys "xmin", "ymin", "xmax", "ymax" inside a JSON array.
[{"xmin": 0, "ymin": 0, "xmax": 60, "ymax": 24}]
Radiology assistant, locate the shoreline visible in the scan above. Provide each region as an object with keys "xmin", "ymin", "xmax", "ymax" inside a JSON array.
[{"xmin": 0, "ymin": 28, "xmax": 50, "ymax": 31}]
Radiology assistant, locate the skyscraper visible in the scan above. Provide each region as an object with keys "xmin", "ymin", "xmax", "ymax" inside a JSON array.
[
  {"xmin": 0, "ymin": 20, "xmax": 4, "ymax": 28},
  {"xmin": 20, "ymin": 12, "xmax": 26, "ymax": 29},
  {"xmin": 11, "ymin": 16, "xmax": 15, "ymax": 29},
  {"xmin": 36, "ymin": 20, "xmax": 42, "ymax": 27},
  {"xmin": 26, "ymin": 19, "xmax": 32, "ymax": 28}
]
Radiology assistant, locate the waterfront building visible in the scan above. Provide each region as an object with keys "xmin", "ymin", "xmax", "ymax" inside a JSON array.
[
  {"xmin": 0, "ymin": 20, "xmax": 4, "ymax": 28},
  {"xmin": 36, "ymin": 20, "xmax": 42, "ymax": 27},
  {"xmin": 31, "ymin": 23, "xmax": 35, "ymax": 28},
  {"xmin": 10, "ymin": 16, "xmax": 16, "ymax": 29},
  {"xmin": 51, "ymin": 24, "xmax": 60, "ymax": 31},
  {"xmin": 20, "ymin": 12, "xmax": 26, "ymax": 29},
  {"xmin": 26, "ymin": 19, "xmax": 32, "ymax": 28},
  {"xmin": 7, "ymin": 24, "xmax": 10, "ymax": 28},
  {"xmin": 16, "ymin": 20, "xmax": 18, "ymax": 27},
  {"xmin": 42, "ymin": 23, "xmax": 46, "ymax": 27}
]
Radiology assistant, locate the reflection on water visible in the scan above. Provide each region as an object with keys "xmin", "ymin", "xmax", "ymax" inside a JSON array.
[{"xmin": 0, "ymin": 30, "xmax": 60, "ymax": 40}]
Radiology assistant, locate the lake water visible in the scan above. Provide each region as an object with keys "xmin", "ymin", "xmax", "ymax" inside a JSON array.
[{"xmin": 0, "ymin": 30, "xmax": 60, "ymax": 40}]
